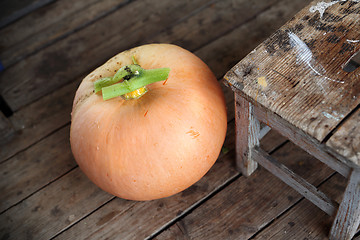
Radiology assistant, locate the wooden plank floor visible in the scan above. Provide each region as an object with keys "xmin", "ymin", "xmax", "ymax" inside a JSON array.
[{"xmin": 0, "ymin": 0, "xmax": 359, "ymax": 239}]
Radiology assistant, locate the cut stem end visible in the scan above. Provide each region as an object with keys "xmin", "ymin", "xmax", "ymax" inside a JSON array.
[{"xmin": 93, "ymin": 60, "xmax": 170, "ymax": 100}]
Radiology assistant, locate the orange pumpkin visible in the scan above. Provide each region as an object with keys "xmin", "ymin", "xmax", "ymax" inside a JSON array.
[{"xmin": 70, "ymin": 44, "xmax": 227, "ymax": 200}]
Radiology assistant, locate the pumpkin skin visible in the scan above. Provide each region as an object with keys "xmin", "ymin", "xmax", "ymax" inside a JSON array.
[{"xmin": 70, "ymin": 44, "xmax": 227, "ymax": 201}]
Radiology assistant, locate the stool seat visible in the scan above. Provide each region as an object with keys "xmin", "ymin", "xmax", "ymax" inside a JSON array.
[
  {"xmin": 223, "ymin": 1, "xmax": 360, "ymax": 239},
  {"xmin": 224, "ymin": 0, "xmax": 359, "ymax": 167}
]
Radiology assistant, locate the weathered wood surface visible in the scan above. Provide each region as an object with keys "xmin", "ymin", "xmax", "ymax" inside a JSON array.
[
  {"xmin": 253, "ymin": 173, "xmax": 347, "ymax": 239},
  {"xmin": 0, "ymin": 126, "xmax": 76, "ymax": 213},
  {"xmin": 0, "ymin": 0, "xmax": 55, "ymax": 29},
  {"xmin": 327, "ymin": 108, "xmax": 360, "ymax": 166},
  {"xmin": 222, "ymin": 1, "xmax": 360, "ymax": 239},
  {"xmin": 235, "ymin": 95, "xmax": 260, "ymax": 176},
  {"xmin": 252, "ymin": 146, "xmax": 338, "ymax": 216},
  {"xmin": 252, "ymin": 95, "xmax": 352, "ymax": 177},
  {"xmin": 0, "ymin": 168, "xmax": 114, "ymax": 239},
  {"xmin": 0, "ymin": 0, "xmax": 130, "ymax": 69},
  {"xmin": 4, "ymin": 0, "xmax": 356, "ymax": 239},
  {"xmin": 0, "ymin": 111, "xmax": 14, "ymax": 144},
  {"xmin": 0, "ymin": 79, "xmax": 79, "ymax": 162},
  {"xmin": 330, "ymin": 169, "xmax": 360, "ymax": 240},
  {"xmin": 224, "ymin": 0, "xmax": 360, "ymax": 145},
  {"xmin": 248, "ymin": 94, "xmax": 352, "ymax": 177},
  {"xmin": 155, "ymin": 142, "xmax": 335, "ymax": 239}
]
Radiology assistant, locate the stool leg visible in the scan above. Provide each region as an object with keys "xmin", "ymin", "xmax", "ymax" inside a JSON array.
[
  {"xmin": 234, "ymin": 93, "xmax": 260, "ymax": 177},
  {"xmin": 330, "ymin": 169, "xmax": 360, "ymax": 240}
]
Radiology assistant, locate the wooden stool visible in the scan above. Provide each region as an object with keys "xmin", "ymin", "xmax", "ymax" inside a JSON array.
[{"xmin": 223, "ymin": 1, "xmax": 360, "ymax": 239}]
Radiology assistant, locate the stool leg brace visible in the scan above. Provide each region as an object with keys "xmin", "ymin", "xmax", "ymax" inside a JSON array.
[{"xmin": 234, "ymin": 93, "xmax": 360, "ymax": 240}]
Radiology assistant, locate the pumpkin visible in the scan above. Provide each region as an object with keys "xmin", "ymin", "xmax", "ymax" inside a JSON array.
[{"xmin": 70, "ymin": 44, "xmax": 227, "ymax": 201}]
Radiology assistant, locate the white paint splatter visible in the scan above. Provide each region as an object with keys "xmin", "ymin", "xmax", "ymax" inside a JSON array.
[
  {"xmin": 309, "ymin": 1, "xmax": 338, "ymax": 18},
  {"xmin": 309, "ymin": 0, "xmax": 360, "ymax": 19},
  {"xmin": 346, "ymin": 39, "xmax": 360, "ymax": 43},
  {"xmin": 288, "ymin": 31, "xmax": 344, "ymax": 83},
  {"xmin": 322, "ymin": 111, "xmax": 344, "ymax": 121},
  {"xmin": 288, "ymin": 32, "xmax": 315, "ymax": 69}
]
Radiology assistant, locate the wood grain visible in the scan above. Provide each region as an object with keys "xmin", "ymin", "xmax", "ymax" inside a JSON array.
[
  {"xmin": 224, "ymin": 0, "xmax": 360, "ymax": 142},
  {"xmin": 251, "ymin": 99, "xmax": 351, "ymax": 177},
  {"xmin": 252, "ymin": 146, "xmax": 338, "ymax": 216},
  {"xmin": 149, "ymin": 0, "xmax": 279, "ymax": 54},
  {"xmin": 330, "ymin": 169, "xmax": 360, "ymax": 240},
  {"xmin": 253, "ymin": 173, "xmax": 347, "ymax": 240},
  {"xmin": 0, "ymin": 111, "xmax": 14, "ymax": 144},
  {"xmin": 0, "ymin": 0, "xmax": 211, "ymax": 111},
  {"xmin": 155, "ymin": 142, "xmax": 335, "ymax": 240},
  {"xmin": 0, "ymin": 79, "xmax": 79, "ymax": 162},
  {"xmin": 326, "ymin": 108, "xmax": 360, "ymax": 166},
  {"xmin": 0, "ymin": 168, "xmax": 114, "ymax": 240},
  {"xmin": 0, "ymin": 0, "xmax": 130, "ymax": 68},
  {"xmin": 0, "ymin": 125, "xmax": 76, "ymax": 213},
  {"xmin": 198, "ymin": 0, "xmax": 312, "ymax": 79},
  {"xmin": 0, "ymin": 0, "xmax": 55, "ymax": 28},
  {"xmin": 235, "ymin": 94, "xmax": 260, "ymax": 176}
]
